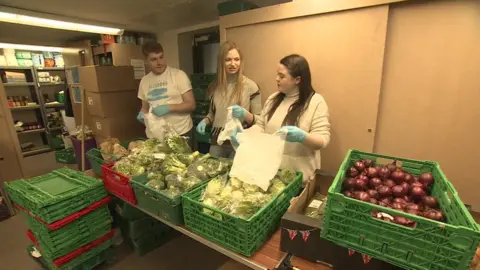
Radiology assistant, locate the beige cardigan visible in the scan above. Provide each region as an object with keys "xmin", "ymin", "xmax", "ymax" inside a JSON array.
[{"xmin": 247, "ymin": 91, "xmax": 331, "ymax": 180}]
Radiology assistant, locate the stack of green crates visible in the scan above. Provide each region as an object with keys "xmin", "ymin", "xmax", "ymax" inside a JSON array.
[
  {"xmin": 112, "ymin": 199, "xmax": 178, "ymax": 256},
  {"xmin": 5, "ymin": 168, "xmax": 114, "ymax": 269}
]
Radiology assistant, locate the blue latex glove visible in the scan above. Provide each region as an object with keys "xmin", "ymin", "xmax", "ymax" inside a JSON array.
[
  {"xmin": 152, "ymin": 104, "xmax": 170, "ymax": 117},
  {"xmin": 231, "ymin": 128, "xmax": 242, "ymax": 147},
  {"xmin": 196, "ymin": 119, "xmax": 208, "ymax": 135},
  {"xmin": 147, "ymin": 88, "xmax": 168, "ymax": 102},
  {"xmin": 281, "ymin": 126, "xmax": 307, "ymax": 143},
  {"xmin": 231, "ymin": 105, "xmax": 247, "ymax": 121},
  {"xmin": 136, "ymin": 111, "xmax": 145, "ymax": 124}
]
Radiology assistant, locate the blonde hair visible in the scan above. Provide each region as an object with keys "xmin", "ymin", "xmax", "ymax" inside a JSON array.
[{"xmin": 208, "ymin": 41, "xmax": 245, "ymax": 106}]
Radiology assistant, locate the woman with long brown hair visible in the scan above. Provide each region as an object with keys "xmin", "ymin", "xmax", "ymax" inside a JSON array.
[
  {"xmin": 235, "ymin": 54, "xmax": 330, "ymax": 182},
  {"xmin": 196, "ymin": 41, "xmax": 261, "ymax": 158}
]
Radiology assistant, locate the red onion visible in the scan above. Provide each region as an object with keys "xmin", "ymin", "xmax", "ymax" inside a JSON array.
[
  {"xmin": 369, "ymin": 177, "xmax": 382, "ymax": 189},
  {"xmin": 365, "ymin": 167, "xmax": 378, "ymax": 178},
  {"xmin": 354, "ymin": 178, "xmax": 368, "ymax": 190},
  {"xmin": 422, "ymin": 196, "xmax": 438, "ymax": 208},
  {"xmin": 404, "ymin": 173, "xmax": 415, "ymax": 184},
  {"xmin": 366, "ymin": 189, "xmax": 379, "ymax": 199},
  {"xmin": 410, "ymin": 186, "xmax": 426, "ymax": 201},
  {"xmin": 387, "ymin": 161, "xmax": 398, "ymax": 172},
  {"xmin": 357, "ymin": 174, "xmax": 369, "ymax": 182},
  {"xmin": 393, "ymin": 198, "xmax": 407, "ymax": 204},
  {"xmin": 343, "ymin": 178, "xmax": 356, "ymax": 190},
  {"xmin": 423, "ymin": 209, "xmax": 444, "ymax": 221},
  {"xmin": 343, "ymin": 190, "xmax": 354, "ymax": 198},
  {"xmin": 369, "ymin": 198, "xmax": 378, "ymax": 205},
  {"xmin": 377, "ymin": 185, "xmax": 392, "ymax": 198},
  {"xmin": 419, "ymin": 172, "xmax": 434, "ymax": 188},
  {"xmin": 380, "ymin": 197, "xmax": 392, "ymax": 205},
  {"xmin": 391, "ymin": 170, "xmax": 406, "ymax": 184},
  {"xmin": 353, "ymin": 161, "xmax": 366, "ymax": 172},
  {"xmin": 405, "ymin": 203, "xmax": 421, "ymax": 212},
  {"xmin": 377, "ymin": 166, "xmax": 391, "ymax": 180},
  {"xmin": 406, "ymin": 208, "xmax": 420, "ymax": 216},
  {"xmin": 393, "ymin": 216, "xmax": 415, "ymax": 227},
  {"xmin": 348, "ymin": 167, "xmax": 359, "ymax": 177},
  {"xmin": 384, "ymin": 179, "xmax": 396, "ymax": 188},
  {"xmin": 363, "ymin": 159, "xmax": 374, "ymax": 168},
  {"xmin": 392, "ymin": 185, "xmax": 407, "ymax": 197},
  {"xmin": 392, "ymin": 202, "xmax": 406, "ymax": 211},
  {"xmin": 354, "ymin": 191, "xmax": 370, "ymax": 202},
  {"xmin": 411, "ymin": 182, "xmax": 423, "ymax": 189},
  {"xmin": 400, "ymin": 182, "xmax": 410, "ymax": 193},
  {"xmin": 403, "ymin": 195, "xmax": 412, "ymax": 203}
]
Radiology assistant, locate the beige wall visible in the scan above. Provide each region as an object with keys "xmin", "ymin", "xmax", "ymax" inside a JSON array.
[
  {"xmin": 158, "ymin": 21, "xmax": 219, "ymax": 69},
  {"xmin": 220, "ymin": 0, "xmax": 480, "ymax": 208}
]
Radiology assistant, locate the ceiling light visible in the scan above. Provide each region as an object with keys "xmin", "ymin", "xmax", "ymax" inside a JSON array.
[
  {"xmin": 0, "ymin": 11, "xmax": 123, "ymax": 35},
  {"xmin": 0, "ymin": 43, "xmax": 80, "ymax": 53}
]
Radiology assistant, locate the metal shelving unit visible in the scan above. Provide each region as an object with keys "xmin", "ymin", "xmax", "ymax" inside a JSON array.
[
  {"xmin": 17, "ymin": 128, "xmax": 46, "ymax": 135},
  {"xmin": 10, "ymin": 105, "xmax": 41, "ymax": 111}
]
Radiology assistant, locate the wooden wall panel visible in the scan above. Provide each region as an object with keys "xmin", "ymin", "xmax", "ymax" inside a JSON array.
[
  {"xmin": 225, "ymin": 6, "xmax": 389, "ymax": 173},
  {"xmin": 375, "ymin": 0, "xmax": 480, "ymax": 207}
]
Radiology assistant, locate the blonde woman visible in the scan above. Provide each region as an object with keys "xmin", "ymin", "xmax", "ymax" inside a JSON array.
[{"xmin": 196, "ymin": 41, "xmax": 262, "ymax": 158}]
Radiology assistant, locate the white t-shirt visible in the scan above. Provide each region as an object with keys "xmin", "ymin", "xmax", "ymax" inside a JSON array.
[{"xmin": 138, "ymin": 67, "xmax": 193, "ymax": 136}]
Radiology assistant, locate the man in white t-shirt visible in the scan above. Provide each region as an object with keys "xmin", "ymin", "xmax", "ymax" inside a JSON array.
[{"xmin": 136, "ymin": 42, "xmax": 196, "ymax": 140}]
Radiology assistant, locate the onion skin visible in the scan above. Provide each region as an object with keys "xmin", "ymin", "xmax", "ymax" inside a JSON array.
[
  {"xmin": 343, "ymin": 190, "xmax": 354, "ymax": 198},
  {"xmin": 377, "ymin": 166, "xmax": 391, "ymax": 180},
  {"xmin": 366, "ymin": 167, "xmax": 378, "ymax": 178},
  {"xmin": 392, "ymin": 202, "xmax": 406, "ymax": 211},
  {"xmin": 353, "ymin": 161, "xmax": 366, "ymax": 172},
  {"xmin": 403, "ymin": 195, "xmax": 412, "ymax": 203},
  {"xmin": 354, "ymin": 178, "xmax": 368, "ymax": 190},
  {"xmin": 363, "ymin": 159, "xmax": 374, "ymax": 168},
  {"xmin": 404, "ymin": 174, "xmax": 415, "ymax": 184},
  {"xmin": 410, "ymin": 186, "xmax": 426, "ymax": 201},
  {"xmin": 348, "ymin": 167, "xmax": 360, "ymax": 177},
  {"xmin": 405, "ymin": 203, "xmax": 421, "ymax": 212},
  {"xmin": 392, "ymin": 185, "xmax": 407, "ymax": 197},
  {"xmin": 393, "ymin": 198, "xmax": 407, "ymax": 204},
  {"xmin": 384, "ymin": 179, "xmax": 396, "ymax": 188},
  {"xmin": 343, "ymin": 178, "xmax": 356, "ymax": 190},
  {"xmin": 419, "ymin": 172, "xmax": 434, "ymax": 188},
  {"xmin": 391, "ymin": 170, "xmax": 406, "ymax": 184},
  {"xmin": 406, "ymin": 209, "xmax": 420, "ymax": 216},
  {"xmin": 369, "ymin": 198, "xmax": 378, "ymax": 205},
  {"xmin": 400, "ymin": 182, "xmax": 410, "ymax": 193},
  {"xmin": 423, "ymin": 209, "xmax": 445, "ymax": 221},
  {"xmin": 377, "ymin": 185, "xmax": 392, "ymax": 198},
  {"xmin": 410, "ymin": 182, "xmax": 423, "ymax": 189},
  {"xmin": 387, "ymin": 161, "xmax": 398, "ymax": 172},
  {"xmin": 369, "ymin": 178, "xmax": 382, "ymax": 189},
  {"xmin": 354, "ymin": 191, "xmax": 371, "ymax": 202},
  {"xmin": 422, "ymin": 196, "xmax": 438, "ymax": 208},
  {"xmin": 367, "ymin": 189, "xmax": 380, "ymax": 199}
]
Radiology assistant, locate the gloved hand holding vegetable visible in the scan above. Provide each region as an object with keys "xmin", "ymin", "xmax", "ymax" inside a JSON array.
[
  {"xmin": 152, "ymin": 104, "xmax": 170, "ymax": 117},
  {"xmin": 280, "ymin": 126, "xmax": 307, "ymax": 143},
  {"xmin": 231, "ymin": 128, "xmax": 242, "ymax": 147},
  {"xmin": 231, "ymin": 105, "xmax": 247, "ymax": 121},
  {"xmin": 196, "ymin": 118, "xmax": 209, "ymax": 135},
  {"xmin": 136, "ymin": 111, "xmax": 145, "ymax": 124}
]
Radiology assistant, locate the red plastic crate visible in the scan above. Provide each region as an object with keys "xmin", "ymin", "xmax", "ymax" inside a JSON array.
[
  {"xmin": 15, "ymin": 196, "xmax": 111, "ymax": 230},
  {"xmin": 101, "ymin": 163, "xmax": 137, "ymax": 205},
  {"xmin": 27, "ymin": 229, "xmax": 114, "ymax": 267}
]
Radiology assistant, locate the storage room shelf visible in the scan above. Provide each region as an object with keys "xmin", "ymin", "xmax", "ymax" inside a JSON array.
[
  {"xmin": 17, "ymin": 128, "xmax": 46, "ymax": 135},
  {"xmin": 10, "ymin": 105, "xmax": 41, "ymax": 111},
  {"xmin": 3, "ymin": 82, "xmax": 36, "ymax": 87},
  {"xmin": 0, "ymin": 66, "xmax": 32, "ymax": 70},
  {"xmin": 35, "ymin": 67, "xmax": 65, "ymax": 71},
  {"xmin": 22, "ymin": 146, "xmax": 52, "ymax": 157},
  {"xmin": 39, "ymin": 82, "xmax": 65, "ymax": 86},
  {"xmin": 48, "ymin": 127, "xmax": 63, "ymax": 131},
  {"xmin": 44, "ymin": 103, "xmax": 65, "ymax": 108}
]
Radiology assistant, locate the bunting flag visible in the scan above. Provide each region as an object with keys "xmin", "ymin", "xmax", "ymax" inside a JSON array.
[
  {"xmin": 287, "ymin": 229, "xmax": 298, "ymax": 240},
  {"xmin": 348, "ymin": 249, "xmax": 356, "ymax": 256},
  {"xmin": 300, "ymin": 230, "xmax": 311, "ymax": 242},
  {"xmin": 362, "ymin": 254, "xmax": 372, "ymax": 264}
]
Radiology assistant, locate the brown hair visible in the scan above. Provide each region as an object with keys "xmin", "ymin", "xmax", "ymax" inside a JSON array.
[
  {"xmin": 208, "ymin": 41, "xmax": 245, "ymax": 106},
  {"xmin": 267, "ymin": 54, "xmax": 314, "ymax": 126},
  {"xmin": 142, "ymin": 41, "xmax": 164, "ymax": 57}
]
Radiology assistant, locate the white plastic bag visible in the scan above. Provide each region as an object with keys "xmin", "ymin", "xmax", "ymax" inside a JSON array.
[
  {"xmin": 229, "ymin": 130, "xmax": 287, "ymax": 191},
  {"xmin": 144, "ymin": 107, "xmax": 168, "ymax": 140},
  {"xmin": 217, "ymin": 107, "xmax": 243, "ymax": 146}
]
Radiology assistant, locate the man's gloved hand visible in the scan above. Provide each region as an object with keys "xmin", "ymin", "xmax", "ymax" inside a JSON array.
[
  {"xmin": 231, "ymin": 128, "xmax": 242, "ymax": 147},
  {"xmin": 147, "ymin": 88, "xmax": 168, "ymax": 102},
  {"xmin": 231, "ymin": 105, "xmax": 247, "ymax": 121},
  {"xmin": 280, "ymin": 126, "xmax": 307, "ymax": 143},
  {"xmin": 196, "ymin": 119, "xmax": 208, "ymax": 135},
  {"xmin": 152, "ymin": 105, "xmax": 170, "ymax": 117},
  {"xmin": 136, "ymin": 111, "xmax": 145, "ymax": 124}
]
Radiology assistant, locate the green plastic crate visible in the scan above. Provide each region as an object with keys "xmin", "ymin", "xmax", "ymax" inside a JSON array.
[
  {"xmin": 5, "ymin": 168, "xmax": 107, "ymax": 223},
  {"xmin": 48, "ymin": 134, "xmax": 65, "ymax": 150},
  {"xmin": 112, "ymin": 198, "xmax": 147, "ymax": 220},
  {"xmin": 55, "ymin": 148, "xmax": 76, "ymax": 164},
  {"xmin": 321, "ymin": 149, "xmax": 480, "ymax": 270},
  {"xmin": 195, "ymin": 128, "xmax": 211, "ymax": 144},
  {"xmin": 25, "ymin": 206, "xmax": 112, "ymax": 258},
  {"xmin": 194, "ymin": 101, "xmax": 209, "ymax": 115},
  {"xmin": 193, "ymin": 87, "xmax": 209, "ymax": 101},
  {"xmin": 190, "ymin": 73, "xmax": 216, "ymax": 86},
  {"xmin": 182, "ymin": 172, "xmax": 303, "ymax": 256},
  {"xmin": 192, "ymin": 114, "xmax": 205, "ymax": 125},
  {"xmin": 86, "ymin": 148, "xmax": 116, "ymax": 177},
  {"xmin": 130, "ymin": 175, "xmax": 206, "ymax": 225},
  {"xmin": 129, "ymin": 228, "xmax": 180, "ymax": 256},
  {"xmin": 121, "ymin": 216, "xmax": 171, "ymax": 240}
]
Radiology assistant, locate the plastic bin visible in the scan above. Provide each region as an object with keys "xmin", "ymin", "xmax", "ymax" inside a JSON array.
[
  {"xmin": 101, "ymin": 163, "xmax": 137, "ymax": 205},
  {"xmin": 5, "ymin": 168, "xmax": 107, "ymax": 223},
  {"xmin": 86, "ymin": 149, "xmax": 116, "ymax": 177},
  {"xmin": 112, "ymin": 198, "xmax": 146, "ymax": 220},
  {"xmin": 28, "ymin": 229, "xmax": 114, "ymax": 268},
  {"xmin": 55, "ymin": 148, "xmax": 76, "ymax": 164},
  {"xmin": 121, "ymin": 217, "xmax": 170, "ymax": 240},
  {"xmin": 48, "ymin": 134, "xmax": 65, "ymax": 149},
  {"xmin": 71, "ymin": 137, "xmax": 97, "ymax": 171},
  {"xmin": 321, "ymin": 149, "xmax": 480, "ymax": 270},
  {"xmin": 129, "ymin": 228, "xmax": 180, "ymax": 256},
  {"xmin": 182, "ymin": 172, "xmax": 303, "ymax": 256}
]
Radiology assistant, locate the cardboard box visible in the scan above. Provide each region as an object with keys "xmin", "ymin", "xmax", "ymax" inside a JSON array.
[
  {"xmin": 91, "ymin": 116, "xmax": 145, "ymax": 140},
  {"xmin": 86, "ymin": 90, "xmax": 140, "ymax": 118},
  {"xmin": 281, "ymin": 172, "xmax": 401, "ymax": 270},
  {"xmin": 78, "ymin": 65, "xmax": 136, "ymax": 92}
]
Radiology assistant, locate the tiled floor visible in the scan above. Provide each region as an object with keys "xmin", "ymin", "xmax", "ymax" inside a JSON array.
[{"xmin": 0, "ymin": 152, "xmax": 251, "ymax": 270}]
